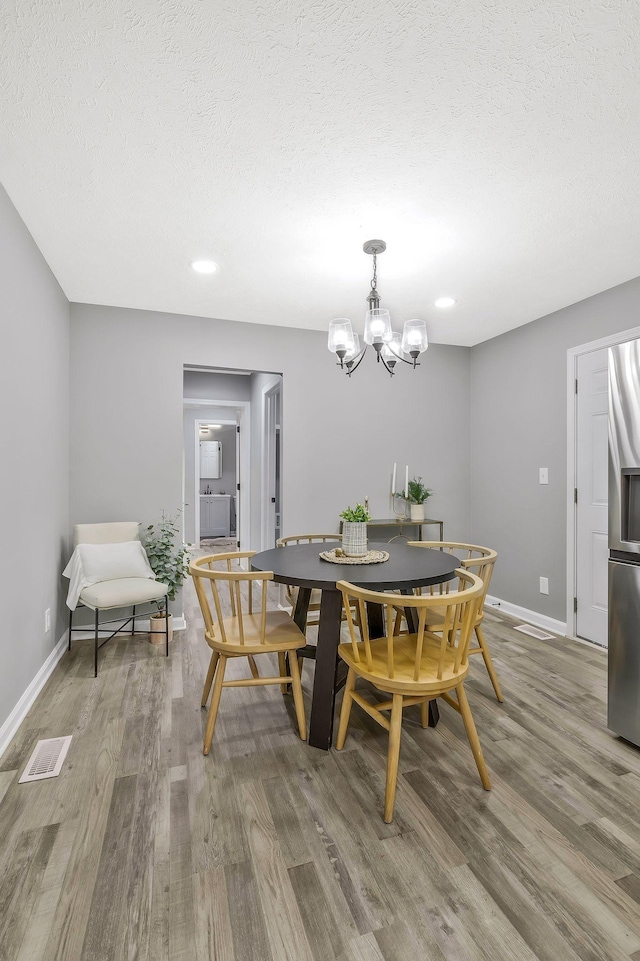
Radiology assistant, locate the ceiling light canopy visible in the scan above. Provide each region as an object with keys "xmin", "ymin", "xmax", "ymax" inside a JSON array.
[
  {"xmin": 434, "ymin": 296, "xmax": 456, "ymax": 308},
  {"xmin": 191, "ymin": 259, "xmax": 219, "ymax": 275},
  {"xmin": 328, "ymin": 240, "xmax": 428, "ymax": 377}
]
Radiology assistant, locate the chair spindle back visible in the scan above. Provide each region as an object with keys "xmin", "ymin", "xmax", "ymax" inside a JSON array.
[
  {"xmin": 190, "ymin": 552, "xmax": 274, "ymax": 647},
  {"xmin": 408, "ymin": 542, "xmax": 497, "ymax": 620},
  {"xmin": 338, "ymin": 569, "xmax": 483, "ymax": 683},
  {"xmin": 277, "ymin": 533, "xmax": 342, "ymax": 547}
]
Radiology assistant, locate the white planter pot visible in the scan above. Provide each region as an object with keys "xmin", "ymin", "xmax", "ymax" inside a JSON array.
[
  {"xmin": 342, "ymin": 521, "xmax": 368, "ymax": 557},
  {"xmin": 410, "ymin": 504, "xmax": 425, "ymax": 522},
  {"xmin": 149, "ymin": 611, "xmax": 173, "ymax": 645}
]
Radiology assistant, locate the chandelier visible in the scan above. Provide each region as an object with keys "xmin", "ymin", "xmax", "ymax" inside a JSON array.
[{"xmin": 328, "ymin": 240, "xmax": 429, "ymax": 377}]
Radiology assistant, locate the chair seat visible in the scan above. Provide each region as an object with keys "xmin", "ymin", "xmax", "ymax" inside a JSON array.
[
  {"xmin": 208, "ymin": 610, "xmax": 307, "ymax": 655},
  {"xmin": 338, "ymin": 633, "xmax": 469, "ymax": 694},
  {"xmin": 80, "ymin": 577, "xmax": 168, "ymax": 610}
]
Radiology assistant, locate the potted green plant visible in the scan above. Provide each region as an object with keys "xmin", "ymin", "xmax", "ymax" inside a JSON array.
[
  {"xmin": 340, "ymin": 502, "xmax": 371, "ymax": 557},
  {"xmin": 144, "ymin": 510, "xmax": 192, "ymax": 644},
  {"xmin": 406, "ymin": 477, "xmax": 433, "ymax": 522}
]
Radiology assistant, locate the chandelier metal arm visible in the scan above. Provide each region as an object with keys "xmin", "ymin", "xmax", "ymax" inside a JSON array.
[
  {"xmin": 344, "ymin": 343, "xmax": 368, "ymax": 376},
  {"xmin": 378, "ymin": 352, "xmax": 396, "ymax": 377},
  {"xmin": 387, "ymin": 345, "xmax": 418, "ymax": 366}
]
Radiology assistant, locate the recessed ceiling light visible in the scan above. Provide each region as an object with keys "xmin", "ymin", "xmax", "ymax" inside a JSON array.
[
  {"xmin": 434, "ymin": 297, "xmax": 456, "ymax": 309},
  {"xmin": 191, "ymin": 259, "xmax": 219, "ymax": 275}
]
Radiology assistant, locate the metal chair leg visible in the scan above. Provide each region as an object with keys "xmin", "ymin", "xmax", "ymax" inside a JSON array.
[
  {"xmin": 131, "ymin": 605, "xmax": 136, "ymax": 635},
  {"xmin": 94, "ymin": 609, "xmax": 99, "ymax": 678},
  {"xmin": 165, "ymin": 595, "xmax": 169, "ymax": 656},
  {"xmin": 68, "ymin": 607, "xmax": 73, "ymax": 651}
]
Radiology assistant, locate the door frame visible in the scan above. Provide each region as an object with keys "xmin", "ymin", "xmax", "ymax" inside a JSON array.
[
  {"xmin": 566, "ymin": 323, "xmax": 640, "ymax": 638},
  {"xmin": 261, "ymin": 380, "xmax": 282, "ymax": 551},
  {"xmin": 184, "ymin": 398, "xmax": 251, "ymax": 551}
]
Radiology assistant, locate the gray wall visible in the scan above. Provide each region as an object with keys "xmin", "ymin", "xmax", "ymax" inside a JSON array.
[
  {"xmin": 183, "ymin": 369, "xmax": 251, "ymax": 403},
  {"xmin": 0, "ymin": 183, "xmax": 69, "ymax": 733},
  {"xmin": 69, "ymin": 304, "xmax": 472, "ymax": 564},
  {"xmin": 471, "ymin": 276, "xmax": 640, "ymax": 620}
]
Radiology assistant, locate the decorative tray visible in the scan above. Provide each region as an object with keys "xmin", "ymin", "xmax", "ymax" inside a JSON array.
[{"xmin": 319, "ymin": 549, "xmax": 389, "ymax": 565}]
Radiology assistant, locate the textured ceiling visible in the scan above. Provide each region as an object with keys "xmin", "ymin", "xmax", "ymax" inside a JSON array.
[{"xmin": 2, "ymin": 1, "xmax": 640, "ymax": 345}]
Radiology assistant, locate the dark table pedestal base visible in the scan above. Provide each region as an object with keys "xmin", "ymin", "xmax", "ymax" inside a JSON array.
[{"xmin": 294, "ymin": 587, "xmax": 439, "ymax": 750}]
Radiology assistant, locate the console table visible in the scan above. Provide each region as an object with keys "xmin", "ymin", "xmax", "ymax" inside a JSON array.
[{"xmin": 340, "ymin": 517, "xmax": 444, "ymax": 542}]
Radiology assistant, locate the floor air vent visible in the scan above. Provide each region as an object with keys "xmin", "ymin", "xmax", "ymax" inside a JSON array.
[
  {"xmin": 19, "ymin": 735, "xmax": 72, "ymax": 784},
  {"xmin": 514, "ymin": 624, "xmax": 555, "ymax": 640}
]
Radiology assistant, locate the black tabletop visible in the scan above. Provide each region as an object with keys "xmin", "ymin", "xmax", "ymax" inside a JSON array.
[{"xmin": 251, "ymin": 542, "xmax": 459, "ymax": 592}]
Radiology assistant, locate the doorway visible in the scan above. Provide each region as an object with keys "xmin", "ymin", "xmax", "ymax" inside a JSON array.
[
  {"xmin": 574, "ymin": 347, "xmax": 608, "ymax": 645},
  {"xmin": 183, "ymin": 400, "xmax": 250, "ymax": 550},
  {"xmin": 183, "ymin": 366, "xmax": 283, "ymax": 553},
  {"xmin": 567, "ymin": 324, "xmax": 640, "ymax": 645},
  {"xmin": 261, "ymin": 379, "xmax": 282, "ymax": 550}
]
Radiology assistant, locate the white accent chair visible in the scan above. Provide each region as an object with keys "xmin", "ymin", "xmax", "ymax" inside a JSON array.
[{"xmin": 67, "ymin": 522, "xmax": 169, "ymax": 676}]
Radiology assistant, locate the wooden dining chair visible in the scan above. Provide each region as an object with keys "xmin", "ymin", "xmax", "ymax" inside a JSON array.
[
  {"xmin": 190, "ymin": 551, "xmax": 307, "ymax": 755},
  {"xmin": 276, "ymin": 533, "xmax": 342, "ymax": 625},
  {"xmin": 336, "ymin": 569, "xmax": 490, "ymax": 822},
  {"xmin": 405, "ymin": 542, "xmax": 502, "ymax": 702}
]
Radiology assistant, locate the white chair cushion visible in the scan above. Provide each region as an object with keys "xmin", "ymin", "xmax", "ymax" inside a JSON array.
[
  {"xmin": 77, "ymin": 541, "xmax": 154, "ymax": 582},
  {"xmin": 63, "ymin": 540, "xmax": 156, "ymax": 609},
  {"xmin": 80, "ymin": 578, "xmax": 168, "ymax": 611}
]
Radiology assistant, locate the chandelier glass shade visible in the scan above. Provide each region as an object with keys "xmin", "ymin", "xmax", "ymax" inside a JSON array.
[
  {"xmin": 364, "ymin": 308, "xmax": 392, "ymax": 345},
  {"xmin": 327, "ymin": 318, "xmax": 355, "ymax": 355},
  {"xmin": 328, "ymin": 240, "xmax": 429, "ymax": 377},
  {"xmin": 344, "ymin": 331, "xmax": 361, "ymax": 364},
  {"xmin": 401, "ymin": 319, "xmax": 429, "ymax": 356}
]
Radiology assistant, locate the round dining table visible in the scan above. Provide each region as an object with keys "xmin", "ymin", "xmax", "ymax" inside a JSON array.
[{"xmin": 251, "ymin": 541, "xmax": 460, "ymax": 750}]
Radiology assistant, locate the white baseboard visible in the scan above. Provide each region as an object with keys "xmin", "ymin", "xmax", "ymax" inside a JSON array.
[
  {"xmin": 484, "ymin": 594, "xmax": 567, "ymax": 637},
  {"xmin": 0, "ymin": 631, "xmax": 68, "ymax": 761}
]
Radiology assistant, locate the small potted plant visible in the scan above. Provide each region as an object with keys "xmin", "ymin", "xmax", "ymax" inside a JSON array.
[
  {"xmin": 144, "ymin": 510, "xmax": 192, "ymax": 644},
  {"xmin": 340, "ymin": 502, "xmax": 371, "ymax": 557},
  {"xmin": 406, "ymin": 477, "xmax": 433, "ymax": 522}
]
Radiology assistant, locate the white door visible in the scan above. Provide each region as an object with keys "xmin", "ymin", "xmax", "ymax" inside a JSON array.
[
  {"xmin": 262, "ymin": 387, "xmax": 278, "ymax": 550},
  {"xmin": 235, "ymin": 418, "xmax": 241, "ymax": 549},
  {"xmin": 575, "ymin": 348, "xmax": 609, "ymax": 645}
]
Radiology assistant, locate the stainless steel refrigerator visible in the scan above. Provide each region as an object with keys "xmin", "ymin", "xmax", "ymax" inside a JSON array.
[{"xmin": 608, "ymin": 338, "xmax": 640, "ymax": 746}]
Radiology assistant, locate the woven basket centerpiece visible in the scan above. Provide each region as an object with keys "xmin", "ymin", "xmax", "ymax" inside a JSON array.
[{"xmin": 319, "ymin": 548, "xmax": 389, "ymax": 565}]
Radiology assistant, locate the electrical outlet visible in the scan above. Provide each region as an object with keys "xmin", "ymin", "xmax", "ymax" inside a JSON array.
[
  {"xmin": 539, "ymin": 577, "xmax": 549, "ymax": 595},
  {"xmin": 44, "ymin": 608, "xmax": 51, "ymax": 633}
]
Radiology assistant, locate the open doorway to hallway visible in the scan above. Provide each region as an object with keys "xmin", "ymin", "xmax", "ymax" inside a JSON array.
[{"xmin": 182, "ymin": 366, "xmax": 283, "ymax": 552}]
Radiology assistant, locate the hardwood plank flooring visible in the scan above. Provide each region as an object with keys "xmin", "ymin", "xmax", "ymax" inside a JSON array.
[{"xmin": 1, "ymin": 576, "xmax": 640, "ymax": 960}]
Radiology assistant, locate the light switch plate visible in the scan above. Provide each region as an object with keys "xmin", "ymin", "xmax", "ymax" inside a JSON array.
[{"xmin": 539, "ymin": 468, "xmax": 549, "ymax": 485}]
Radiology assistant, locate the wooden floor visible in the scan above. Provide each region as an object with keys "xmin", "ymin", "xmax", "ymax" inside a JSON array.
[{"xmin": 1, "ymin": 577, "xmax": 640, "ymax": 961}]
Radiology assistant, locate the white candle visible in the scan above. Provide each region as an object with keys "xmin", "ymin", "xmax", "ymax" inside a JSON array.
[
  {"xmin": 405, "ymin": 465, "xmax": 409, "ymax": 498},
  {"xmin": 392, "ymin": 463, "xmax": 397, "ymax": 495}
]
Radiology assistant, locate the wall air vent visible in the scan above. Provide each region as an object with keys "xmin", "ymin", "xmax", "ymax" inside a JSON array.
[
  {"xmin": 19, "ymin": 736, "xmax": 72, "ymax": 783},
  {"xmin": 513, "ymin": 624, "xmax": 555, "ymax": 640}
]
